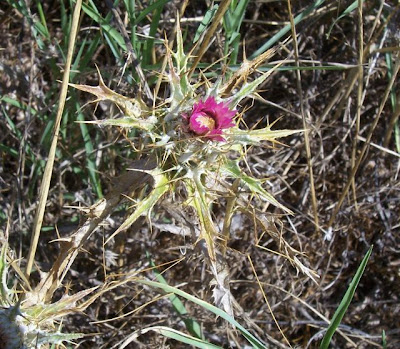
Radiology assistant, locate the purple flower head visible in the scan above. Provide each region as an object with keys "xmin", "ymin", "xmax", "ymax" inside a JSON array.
[{"xmin": 187, "ymin": 96, "xmax": 236, "ymax": 141}]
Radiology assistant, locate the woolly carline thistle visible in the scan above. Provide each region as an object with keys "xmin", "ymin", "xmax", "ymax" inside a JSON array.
[
  {"xmin": 71, "ymin": 27, "xmax": 312, "ymax": 317},
  {"xmin": 186, "ymin": 96, "xmax": 236, "ymax": 141}
]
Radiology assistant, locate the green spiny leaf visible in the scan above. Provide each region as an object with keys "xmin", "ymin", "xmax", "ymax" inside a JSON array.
[
  {"xmin": 227, "ymin": 72, "xmax": 271, "ymax": 108},
  {"xmin": 82, "ymin": 116, "xmax": 157, "ymax": 132},
  {"xmin": 186, "ymin": 171, "xmax": 218, "ymax": 263},
  {"xmin": 222, "ymin": 160, "xmax": 292, "ymax": 214},
  {"xmin": 229, "ymin": 127, "xmax": 301, "ymax": 145},
  {"xmin": 105, "ymin": 170, "xmax": 169, "ymax": 244},
  {"xmin": 0, "ymin": 245, "xmax": 10, "ymax": 305},
  {"xmin": 29, "ymin": 331, "xmax": 85, "ymax": 346},
  {"xmin": 26, "ymin": 287, "xmax": 98, "ymax": 321}
]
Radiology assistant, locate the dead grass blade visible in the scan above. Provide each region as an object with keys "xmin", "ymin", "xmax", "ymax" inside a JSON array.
[
  {"xmin": 247, "ymin": 255, "xmax": 291, "ymax": 347},
  {"xmin": 104, "ymin": 0, "xmax": 153, "ymax": 102},
  {"xmin": 287, "ymin": 0, "xmax": 319, "ymax": 233},
  {"xmin": 33, "ymin": 159, "xmax": 155, "ymax": 303},
  {"xmin": 220, "ymin": 46, "xmax": 278, "ymax": 97},
  {"xmin": 350, "ymin": 0, "xmax": 364, "ymax": 210},
  {"xmin": 188, "ymin": 0, "xmax": 232, "ymax": 76},
  {"xmin": 25, "ymin": 0, "xmax": 83, "ymax": 279},
  {"xmin": 221, "ymin": 179, "xmax": 240, "ymax": 256},
  {"xmin": 383, "ymin": 82, "xmax": 400, "ymax": 148},
  {"xmin": 327, "ymin": 58, "xmax": 400, "ymax": 229}
]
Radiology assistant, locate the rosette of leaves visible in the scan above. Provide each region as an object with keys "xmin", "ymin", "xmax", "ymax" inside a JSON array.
[
  {"xmin": 0, "ymin": 244, "xmax": 97, "ymax": 348},
  {"xmin": 71, "ymin": 27, "xmax": 313, "ymax": 315}
]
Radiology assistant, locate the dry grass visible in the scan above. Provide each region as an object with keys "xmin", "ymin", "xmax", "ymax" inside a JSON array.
[{"xmin": 1, "ymin": 0, "xmax": 399, "ymax": 348}]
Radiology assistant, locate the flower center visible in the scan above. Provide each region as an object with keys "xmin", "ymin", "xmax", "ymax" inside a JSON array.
[{"xmin": 196, "ymin": 114, "xmax": 215, "ymax": 131}]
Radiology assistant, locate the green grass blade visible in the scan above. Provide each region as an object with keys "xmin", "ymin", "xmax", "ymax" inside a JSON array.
[
  {"xmin": 393, "ymin": 111, "xmax": 399, "ymax": 154},
  {"xmin": 1, "ymin": 105, "xmax": 42, "ymax": 169},
  {"xmin": 123, "ymin": 0, "xmax": 138, "ymax": 51},
  {"xmin": 60, "ymin": 0, "xmax": 68, "ymax": 47},
  {"xmin": 223, "ymin": 0, "xmax": 249, "ymax": 64},
  {"xmin": 146, "ymin": 327, "xmax": 222, "ymax": 349},
  {"xmin": 71, "ymin": 37, "xmax": 88, "ymax": 75},
  {"xmin": 123, "ymin": 0, "xmax": 136, "ymax": 23},
  {"xmin": 0, "ymin": 143, "xmax": 18, "ymax": 159},
  {"xmin": 0, "ymin": 96, "xmax": 38, "ymax": 116},
  {"xmin": 82, "ymin": 2, "xmax": 126, "ymax": 51},
  {"xmin": 7, "ymin": 0, "xmax": 48, "ymax": 48},
  {"xmin": 249, "ymin": 0, "xmax": 326, "ymax": 59},
  {"xmin": 75, "ymin": 102, "xmax": 103, "ymax": 198},
  {"xmin": 194, "ymin": 4, "xmax": 218, "ymax": 43},
  {"xmin": 327, "ymin": 0, "xmax": 362, "ymax": 38},
  {"xmin": 40, "ymin": 114, "xmax": 55, "ymax": 145},
  {"xmin": 81, "ymin": 1, "xmax": 124, "ymax": 61},
  {"xmin": 320, "ymin": 246, "xmax": 373, "ymax": 348},
  {"xmin": 1, "ymin": 101, "xmax": 46, "ymax": 192},
  {"xmin": 147, "ymin": 254, "xmax": 204, "ymax": 339},
  {"xmin": 136, "ymin": 279, "xmax": 266, "ymax": 349},
  {"xmin": 382, "ymin": 330, "xmax": 387, "ymax": 349},
  {"xmin": 35, "ymin": 0, "xmax": 50, "ymax": 38},
  {"xmin": 104, "ymin": 32, "xmax": 124, "ymax": 60},
  {"xmin": 230, "ymin": 0, "xmax": 249, "ymax": 32},
  {"xmin": 134, "ymin": 0, "xmax": 171, "ymax": 25},
  {"xmin": 79, "ymin": 35, "xmax": 103, "ymax": 72},
  {"xmin": 142, "ymin": 0, "xmax": 164, "ymax": 65}
]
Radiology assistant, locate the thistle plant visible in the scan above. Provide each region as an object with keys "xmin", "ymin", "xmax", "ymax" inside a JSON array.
[
  {"xmin": 71, "ymin": 27, "xmax": 313, "ymax": 315},
  {"xmin": 0, "ymin": 243, "xmax": 94, "ymax": 348}
]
